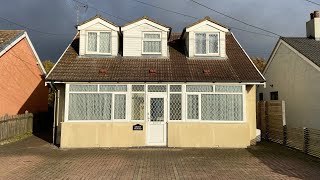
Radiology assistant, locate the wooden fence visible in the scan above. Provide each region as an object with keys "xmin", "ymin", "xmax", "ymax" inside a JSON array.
[
  {"xmin": 0, "ymin": 112, "xmax": 33, "ymax": 142},
  {"xmin": 257, "ymin": 100, "xmax": 320, "ymax": 158}
]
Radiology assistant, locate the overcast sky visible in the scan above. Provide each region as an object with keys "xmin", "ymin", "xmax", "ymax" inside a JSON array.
[{"xmin": 0, "ymin": 0, "xmax": 317, "ymax": 61}]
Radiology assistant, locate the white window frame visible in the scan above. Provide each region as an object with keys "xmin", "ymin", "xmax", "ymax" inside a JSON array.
[
  {"xmin": 86, "ymin": 31, "xmax": 112, "ymax": 55},
  {"xmin": 194, "ymin": 32, "xmax": 220, "ymax": 56},
  {"xmin": 64, "ymin": 83, "xmax": 246, "ymax": 123},
  {"xmin": 185, "ymin": 84, "xmax": 246, "ymax": 122},
  {"xmin": 65, "ymin": 84, "xmax": 129, "ymax": 122},
  {"xmin": 142, "ymin": 32, "xmax": 162, "ymax": 55},
  {"xmin": 168, "ymin": 85, "xmax": 183, "ymax": 121},
  {"xmin": 130, "ymin": 84, "xmax": 146, "ymax": 122}
]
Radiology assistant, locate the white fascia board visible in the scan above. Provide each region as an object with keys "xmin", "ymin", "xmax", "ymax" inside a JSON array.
[
  {"xmin": 77, "ymin": 18, "xmax": 119, "ymax": 31},
  {"xmin": 186, "ymin": 20, "xmax": 229, "ymax": 32},
  {"xmin": 122, "ymin": 19, "xmax": 170, "ymax": 32},
  {"xmin": 46, "ymin": 32, "xmax": 79, "ymax": 80},
  {"xmin": 231, "ymin": 32, "xmax": 266, "ymax": 81}
]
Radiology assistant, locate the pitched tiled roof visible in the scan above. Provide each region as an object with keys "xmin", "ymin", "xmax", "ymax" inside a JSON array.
[
  {"xmin": 46, "ymin": 33, "xmax": 264, "ymax": 82},
  {"xmin": 0, "ymin": 30, "xmax": 24, "ymax": 53},
  {"xmin": 123, "ymin": 16, "xmax": 171, "ymax": 29},
  {"xmin": 78, "ymin": 14, "xmax": 119, "ymax": 27},
  {"xmin": 281, "ymin": 37, "xmax": 320, "ymax": 68}
]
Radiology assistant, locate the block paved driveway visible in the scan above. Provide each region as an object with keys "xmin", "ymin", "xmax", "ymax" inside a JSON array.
[{"xmin": 1, "ymin": 136, "xmax": 320, "ymax": 180}]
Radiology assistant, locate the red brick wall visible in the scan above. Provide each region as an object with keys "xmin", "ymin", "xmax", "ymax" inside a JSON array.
[{"xmin": 0, "ymin": 38, "xmax": 48, "ymax": 116}]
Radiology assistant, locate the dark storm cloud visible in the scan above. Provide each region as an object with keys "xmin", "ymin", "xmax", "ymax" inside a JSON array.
[{"xmin": 0, "ymin": 0, "xmax": 318, "ymax": 61}]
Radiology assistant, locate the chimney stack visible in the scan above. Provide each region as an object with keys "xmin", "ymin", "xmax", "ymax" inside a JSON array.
[{"xmin": 307, "ymin": 11, "xmax": 320, "ymax": 40}]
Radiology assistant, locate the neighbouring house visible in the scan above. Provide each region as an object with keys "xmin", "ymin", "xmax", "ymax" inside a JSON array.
[
  {"xmin": 258, "ymin": 11, "xmax": 320, "ymax": 129},
  {"xmin": 46, "ymin": 15, "xmax": 265, "ymax": 148},
  {"xmin": 0, "ymin": 30, "xmax": 48, "ymax": 116}
]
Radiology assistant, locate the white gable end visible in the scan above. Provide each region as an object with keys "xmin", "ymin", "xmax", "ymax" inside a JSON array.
[
  {"xmin": 185, "ymin": 19, "xmax": 229, "ymax": 58},
  {"xmin": 186, "ymin": 20, "xmax": 228, "ymax": 33},
  {"xmin": 122, "ymin": 18, "xmax": 170, "ymax": 57},
  {"xmin": 78, "ymin": 17, "xmax": 119, "ymax": 56}
]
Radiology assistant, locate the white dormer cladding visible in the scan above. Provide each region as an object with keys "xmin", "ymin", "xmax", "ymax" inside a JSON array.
[
  {"xmin": 77, "ymin": 17, "xmax": 119, "ymax": 56},
  {"xmin": 183, "ymin": 18, "xmax": 229, "ymax": 58},
  {"xmin": 121, "ymin": 17, "xmax": 170, "ymax": 57}
]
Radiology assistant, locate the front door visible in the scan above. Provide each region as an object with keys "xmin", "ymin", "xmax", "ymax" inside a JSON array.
[{"xmin": 147, "ymin": 95, "xmax": 167, "ymax": 146}]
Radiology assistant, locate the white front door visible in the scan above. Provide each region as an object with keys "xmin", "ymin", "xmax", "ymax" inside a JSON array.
[{"xmin": 147, "ymin": 94, "xmax": 167, "ymax": 146}]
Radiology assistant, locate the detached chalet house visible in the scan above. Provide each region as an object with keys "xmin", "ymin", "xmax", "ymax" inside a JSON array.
[
  {"xmin": 0, "ymin": 30, "xmax": 47, "ymax": 116},
  {"xmin": 46, "ymin": 15, "xmax": 265, "ymax": 148},
  {"xmin": 258, "ymin": 11, "xmax": 320, "ymax": 129}
]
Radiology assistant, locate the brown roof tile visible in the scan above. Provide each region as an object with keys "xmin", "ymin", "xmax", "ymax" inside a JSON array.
[
  {"xmin": 0, "ymin": 30, "xmax": 24, "ymax": 52},
  {"xmin": 46, "ymin": 33, "xmax": 264, "ymax": 83}
]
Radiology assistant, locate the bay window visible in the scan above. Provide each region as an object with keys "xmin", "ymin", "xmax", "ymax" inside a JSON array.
[
  {"xmin": 87, "ymin": 31, "xmax": 111, "ymax": 54},
  {"xmin": 66, "ymin": 84, "xmax": 244, "ymax": 122},
  {"xmin": 195, "ymin": 32, "xmax": 219, "ymax": 55},
  {"xmin": 142, "ymin": 32, "xmax": 161, "ymax": 54}
]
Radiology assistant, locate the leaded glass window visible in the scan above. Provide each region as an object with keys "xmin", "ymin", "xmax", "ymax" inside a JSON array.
[
  {"xmin": 68, "ymin": 93, "xmax": 112, "ymax": 120},
  {"xmin": 132, "ymin": 85, "xmax": 145, "ymax": 92},
  {"xmin": 186, "ymin": 85, "xmax": 213, "ymax": 92},
  {"xmin": 131, "ymin": 94, "xmax": 145, "ymax": 120},
  {"xmin": 87, "ymin": 31, "xmax": 111, "ymax": 54},
  {"xmin": 148, "ymin": 85, "xmax": 167, "ymax": 92},
  {"xmin": 114, "ymin": 94, "xmax": 126, "ymax": 119},
  {"xmin": 143, "ymin": 33, "xmax": 161, "ymax": 54},
  {"xmin": 170, "ymin": 85, "xmax": 182, "ymax": 92},
  {"xmin": 201, "ymin": 94, "xmax": 243, "ymax": 121},
  {"xmin": 170, "ymin": 94, "xmax": 182, "ymax": 120},
  {"xmin": 99, "ymin": 85, "xmax": 127, "ymax": 92},
  {"xmin": 69, "ymin": 85, "xmax": 98, "ymax": 92},
  {"xmin": 187, "ymin": 95, "xmax": 199, "ymax": 119},
  {"xmin": 88, "ymin": 32, "xmax": 97, "ymax": 52},
  {"xmin": 195, "ymin": 33, "xmax": 206, "ymax": 54},
  {"xmin": 195, "ymin": 32, "xmax": 219, "ymax": 55},
  {"xmin": 215, "ymin": 85, "xmax": 242, "ymax": 93},
  {"xmin": 209, "ymin": 34, "xmax": 219, "ymax": 53},
  {"xmin": 99, "ymin": 32, "xmax": 111, "ymax": 53}
]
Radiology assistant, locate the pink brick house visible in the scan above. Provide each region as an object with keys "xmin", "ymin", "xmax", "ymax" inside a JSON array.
[{"xmin": 0, "ymin": 30, "xmax": 48, "ymax": 116}]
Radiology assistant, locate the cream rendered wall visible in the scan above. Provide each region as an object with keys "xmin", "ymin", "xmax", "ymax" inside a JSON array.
[
  {"xmin": 187, "ymin": 24, "xmax": 226, "ymax": 58},
  {"xmin": 258, "ymin": 42, "xmax": 320, "ymax": 129},
  {"xmin": 61, "ymin": 122, "xmax": 146, "ymax": 148},
  {"xmin": 168, "ymin": 85, "xmax": 256, "ymax": 148},
  {"xmin": 123, "ymin": 24, "xmax": 168, "ymax": 57},
  {"xmin": 59, "ymin": 84, "xmax": 256, "ymax": 148},
  {"xmin": 79, "ymin": 23, "xmax": 119, "ymax": 56}
]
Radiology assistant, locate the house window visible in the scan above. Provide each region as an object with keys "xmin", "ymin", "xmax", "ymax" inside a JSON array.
[
  {"xmin": 68, "ymin": 84, "xmax": 127, "ymax": 121},
  {"xmin": 142, "ymin": 32, "xmax": 161, "ymax": 54},
  {"xmin": 270, "ymin": 91, "xmax": 278, "ymax": 100},
  {"xmin": 186, "ymin": 85, "xmax": 244, "ymax": 121},
  {"xmin": 87, "ymin": 31, "xmax": 111, "ymax": 54},
  {"xmin": 187, "ymin": 95, "xmax": 199, "ymax": 120},
  {"xmin": 169, "ymin": 85, "xmax": 182, "ymax": 120},
  {"xmin": 195, "ymin": 32, "xmax": 219, "ymax": 55},
  {"xmin": 131, "ymin": 94, "xmax": 145, "ymax": 120},
  {"xmin": 259, "ymin": 93, "xmax": 264, "ymax": 101}
]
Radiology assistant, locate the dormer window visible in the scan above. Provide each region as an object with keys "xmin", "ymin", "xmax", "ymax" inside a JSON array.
[
  {"xmin": 195, "ymin": 32, "xmax": 219, "ymax": 56},
  {"xmin": 142, "ymin": 32, "xmax": 162, "ymax": 54},
  {"xmin": 87, "ymin": 31, "xmax": 111, "ymax": 54}
]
